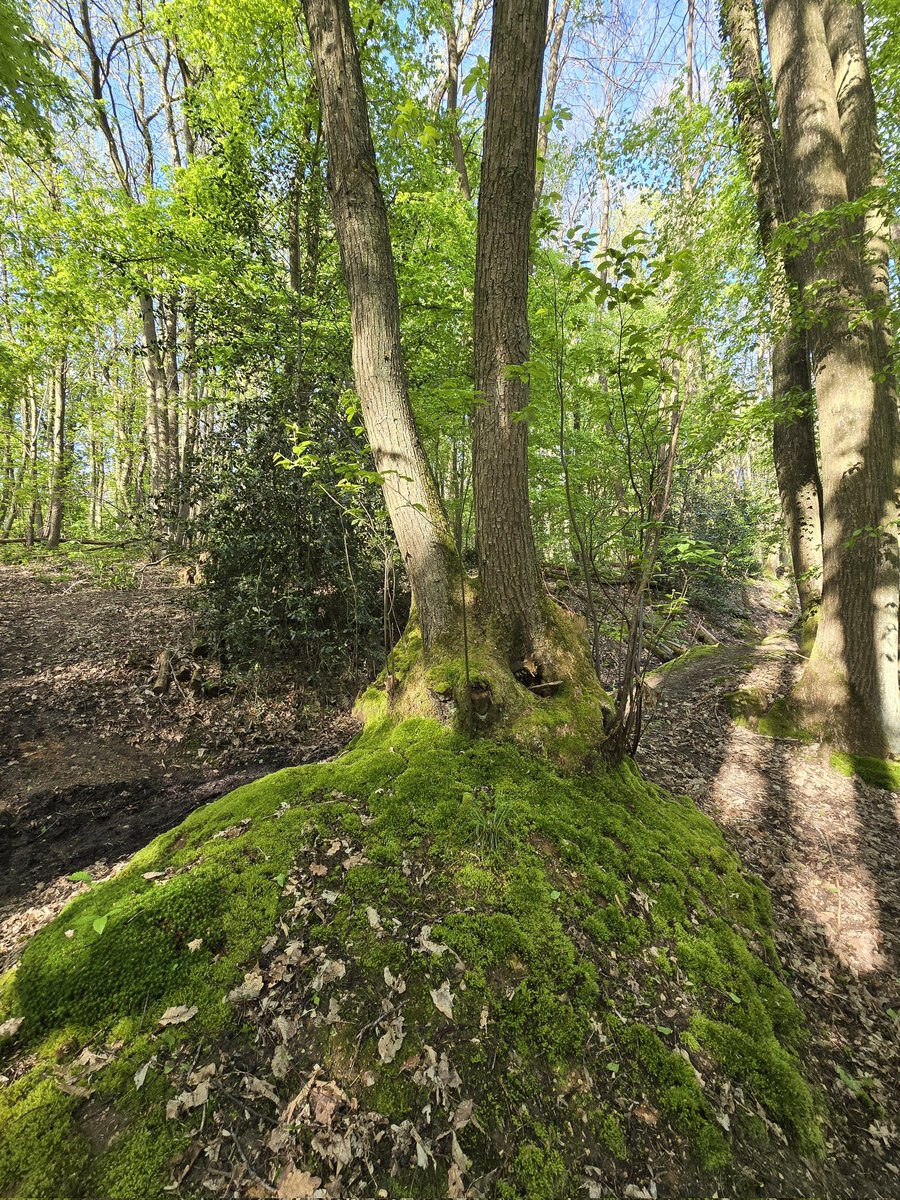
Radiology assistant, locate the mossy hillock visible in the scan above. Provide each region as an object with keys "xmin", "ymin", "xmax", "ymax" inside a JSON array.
[{"xmin": 0, "ymin": 717, "xmax": 824, "ymax": 1199}]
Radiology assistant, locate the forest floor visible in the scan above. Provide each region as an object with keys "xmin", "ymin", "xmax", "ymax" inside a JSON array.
[
  {"xmin": 0, "ymin": 560, "xmax": 358, "ymax": 971},
  {"xmin": 2, "ymin": 565, "xmax": 899, "ymax": 1194},
  {"xmin": 637, "ymin": 580, "xmax": 900, "ymax": 1196}
]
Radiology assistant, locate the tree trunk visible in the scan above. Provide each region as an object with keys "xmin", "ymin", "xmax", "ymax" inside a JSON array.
[
  {"xmin": 822, "ymin": 0, "xmax": 900, "ymax": 517},
  {"xmin": 473, "ymin": 0, "xmax": 549, "ymax": 660},
  {"xmin": 534, "ymin": 0, "xmax": 572, "ymax": 208},
  {"xmin": 720, "ymin": 0, "xmax": 823, "ymax": 626},
  {"xmin": 762, "ymin": 0, "xmax": 900, "ymax": 754},
  {"xmin": 446, "ymin": 18, "xmax": 473, "ymax": 201},
  {"xmin": 300, "ymin": 0, "xmax": 461, "ymax": 651},
  {"xmin": 45, "ymin": 355, "xmax": 67, "ymax": 549}
]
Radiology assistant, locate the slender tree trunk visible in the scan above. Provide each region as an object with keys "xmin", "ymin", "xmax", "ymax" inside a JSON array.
[
  {"xmin": 446, "ymin": 18, "xmax": 473, "ymax": 201},
  {"xmin": 473, "ymin": 0, "xmax": 549, "ymax": 660},
  {"xmin": 300, "ymin": 0, "xmax": 461, "ymax": 650},
  {"xmin": 762, "ymin": 0, "xmax": 900, "ymax": 754},
  {"xmin": 534, "ymin": 0, "xmax": 572, "ymax": 208},
  {"xmin": 721, "ymin": 0, "xmax": 824, "ymax": 625},
  {"xmin": 45, "ymin": 355, "xmax": 67, "ymax": 549}
]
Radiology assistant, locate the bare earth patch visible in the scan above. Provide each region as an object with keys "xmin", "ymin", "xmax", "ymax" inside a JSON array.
[{"xmin": 0, "ymin": 562, "xmax": 357, "ymax": 968}]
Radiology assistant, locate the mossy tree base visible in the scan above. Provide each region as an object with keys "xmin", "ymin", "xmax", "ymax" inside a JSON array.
[
  {"xmin": 359, "ymin": 596, "xmax": 615, "ymax": 771},
  {"xmin": 0, "ymin": 715, "xmax": 825, "ymax": 1199}
]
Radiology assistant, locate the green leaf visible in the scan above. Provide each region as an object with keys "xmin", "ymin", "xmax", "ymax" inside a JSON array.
[
  {"xmin": 275, "ymin": 874, "xmax": 287, "ymax": 889},
  {"xmin": 606, "ymin": 1061, "xmax": 620, "ymax": 1075},
  {"xmin": 68, "ymin": 871, "xmax": 92, "ymax": 884},
  {"xmin": 93, "ymin": 915, "xmax": 108, "ymax": 935}
]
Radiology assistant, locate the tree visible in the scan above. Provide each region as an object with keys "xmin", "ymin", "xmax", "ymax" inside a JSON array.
[
  {"xmin": 761, "ymin": 0, "xmax": 900, "ymax": 754},
  {"xmin": 720, "ymin": 0, "xmax": 824, "ymax": 631},
  {"xmin": 472, "ymin": 0, "xmax": 550, "ymax": 661},
  {"xmin": 299, "ymin": 0, "xmax": 461, "ymax": 652}
]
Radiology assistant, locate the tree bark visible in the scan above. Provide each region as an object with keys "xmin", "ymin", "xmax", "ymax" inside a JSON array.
[
  {"xmin": 534, "ymin": 0, "xmax": 572, "ymax": 208},
  {"xmin": 720, "ymin": 0, "xmax": 823, "ymax": 624},
  {"xmin": 45, "ymin": 355, "xmax": 67, "ymax": 549},
  {"xmin": 300, "ymin": 0, "xmax": 461, "ymax": 650},
  {"xmin": 473, "ymin": 0, "xmax": 549, "ymax": 660},
  {"xmin": 762, "ymin": 0, "xmax": 900, "ymax": 754}
]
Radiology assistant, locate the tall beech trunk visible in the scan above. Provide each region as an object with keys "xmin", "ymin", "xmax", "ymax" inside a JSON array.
[
  {"xmin": 822, "ymin": 0, "xmax": 900, "ymax": 509},
  {"xmin": 762, "ymin": 0, "xmax": 900, "ymax": 754},
  {"xmin": 300, "ymin": 0, "xmax": 460, "ymax": 650},
  {"xmin": 473, "ymin": 0, "xmax": 549, "ymax": 659},
  {"xmin": 45, "ymin": 355, "xmax": 67, "ymax": 549},
  {"xmin": 721, "ymin": 0, "xmax": 823, "ymax": 624}
]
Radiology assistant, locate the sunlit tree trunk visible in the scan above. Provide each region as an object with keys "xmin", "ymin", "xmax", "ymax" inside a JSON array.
[
  {"xmin": 721, "ymin": 0, "xmax": 823, "ymax": 628},
  {"xmin": 45, "ymin": 355, "xmax": 67, "ymax": 549},
  {"xmin": 300, "ymin": 0, "xmax": 461, "ymax": 650},
  {"xmin": 473, "ymin": 0, "xmax": 549, "ymax": 660},
  {"xmin": 762, "ymin": 0, "xmax": 900, "ymax": 754}
]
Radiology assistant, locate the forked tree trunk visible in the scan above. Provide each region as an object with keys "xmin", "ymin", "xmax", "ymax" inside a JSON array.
[
  {"xmin": 720, "ymin": 0, "xmax": 823, "ymax": 626},
  {"xmin": 473, "ymin": 0, "xmax": 549, "ymax": 660},
  {"xmin": 300, "ymin": 0, "xmax": 461, "ymax": 650},
  {"xmin": 762, "ymin": 0, "xmax": 900, "ymax": 754}
]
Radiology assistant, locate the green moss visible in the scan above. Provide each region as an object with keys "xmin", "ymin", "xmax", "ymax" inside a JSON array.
[
  {"xmin": 831, "ymin": 751, "xmax": 900, "ymax": 792},
  {"xmin": 0, "ymin": 1074, "xmax": 91, "ymax": 1197},
  {"xmin": 499, "ymin": 1142, "xmax": 570, "ymax": 1200},
  {"xmin": 755, "ymin": 697, "xmax": 816, "ymax": 742},
  {"xmin": 722, "ymin": 688, "xmax": 768, "ymax": 723},
  {"xmin": 1, "ymin": 716, "xmax": 822, "ymax": 1196}
]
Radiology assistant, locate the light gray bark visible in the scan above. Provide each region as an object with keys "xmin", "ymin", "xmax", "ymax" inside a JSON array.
[
  {"xmin": 762, "ymin": 0, "xmax": 900, "ymax": 753},
  {"xmin": 720, "ymin": 0, "xmax": 824, "ymax": 622},
  {"xmin": 301, "ymin": 0, "xmax": 461, "ymax": 650}
]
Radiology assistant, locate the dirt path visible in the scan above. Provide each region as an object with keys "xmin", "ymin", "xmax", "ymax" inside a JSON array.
[
  {"xmin": 637, "ymin": 590, "xmax": 900, "ymax": 1197},
  {"xmin": 0, "ymin": 563, "xmax": 356, "ymax": 967}
]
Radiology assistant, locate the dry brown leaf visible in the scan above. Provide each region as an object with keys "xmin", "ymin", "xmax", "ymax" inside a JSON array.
[
  {"xmin": 0, "ymin": 1017, "xmax": 23, "ymax": 1039},
  {"xmin": 377, "ymin": 1016, "xmax": 405, "ymax": 1064},
  {"xmin": 227, "ymin": 969, "xmax": 264, "ymax": 1003},
  {"xmin": 632, "ymin": 1102, "xmax": 659, "ymax": 1126},
  {"xmin": 158, "ymin": 1005, "xmax": 198, "ymax": 1026},
  {"xmin": 430, "ymin": 980, "xmax": 455, "ymax": 1019},
  {"xmin": 276, "ymin": 1165, "xmax": 322, "ymax": 1199}
]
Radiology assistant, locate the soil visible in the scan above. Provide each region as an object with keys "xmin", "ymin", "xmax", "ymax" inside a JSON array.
[
  {"xmin": 638, "ymin": 580, "xmax": 900, "ymax": 1198},
  {"xmin": 0, "ymin": 562, "xmax": 358, "ymax": 968}
]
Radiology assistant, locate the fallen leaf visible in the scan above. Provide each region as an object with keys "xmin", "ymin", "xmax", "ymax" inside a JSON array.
[
  {"xmin": 187, "ymin": 938, "xmax": 203, "ymax": 953},
  {"xmin": 134, "ymin": 1057, "xmax": 156, "ymax": 1089},
  {"xmin": 310, "ymin": 863, "xmax": 328, "ymax": 876},
  {"xmin": 378, "ymin": 1016, "xmax": 405, "ymax": 1064},
  {"xmin": 272, "ymin": 1044, "xmax": 291, "ymax": 1079},
  {"xmin": 142, "ymin": 871, "xmax": 164, "ymax": 880},
  {"xmin": 417, "ymin": 925, "xmax": 448, "ymax": 955},
  {"xmin": 633, "ymin": 1102, "xmax": 659, "ymax": 1126},
  {"xmin": 366, "ymin": 906, "xmax": 382, "ymax": 929},
  {"xmin": 430, "ymin": 980, "xmax": 455, "ymax": 1019},
  {"xmin": 384, "ymin": 967, "xmax": 406, "ymax": 994},
  {"xmin": 453, "ymin": 1098, "xmax": 474, "ymax": 1130},
  {"xmin": 276, "ymin": 1165, "xmax": 321, "ymax": 1199},
  {"xmin": 158, "ymin": 1005, "xmax": 198, "ymax": 1027},
  {"xmin": 448, "ymin": 1162, "xmax": 466, "ymax": 1200},
  {"xmin": 227, "ymin": 969, "xmax": 264, "ymax": 1003},
  {"xmin": 311, "ymin": 959, "xmax": 346, "ymax": 991},
  {"xmin": 0, "ymin": 1017, "xmax": 23, "ymax": 1039}
]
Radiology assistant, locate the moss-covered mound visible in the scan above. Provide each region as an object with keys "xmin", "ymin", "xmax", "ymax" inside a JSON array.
[{"xmin": 0, "ymin": 718, "xmax": 823, "ymax": 1199}]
